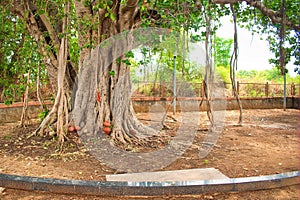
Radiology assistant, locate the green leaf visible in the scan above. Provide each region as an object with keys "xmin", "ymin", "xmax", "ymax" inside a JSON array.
[
  {"xmin": 109, "ymin": 70, "xmax": 115, "ymax": 76},
  {"xmin": 122, "ymin": 59, "xmax": 131, "ymax": 65},
  {"xmin": 116, "ymin": 58, "xmax": 121, "ymax": 64},
  {"xmin": 109, "ymin": 13, "xmax": 116, "ymax": 21},
  {"xmin": 4, "ymin": 100, "xmax": 12, "ymax": 105},
  {"xmin": 108, "ymin": 0, "xmax": 113, "ymax": 6},
  {"xmin": 125, "ymin": 51, "xmax": 134, "ymax": 58}
]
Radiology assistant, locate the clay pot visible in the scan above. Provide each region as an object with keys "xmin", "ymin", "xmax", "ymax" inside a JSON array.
[
  {"xmin": 103, "ymin": 121, "xmax": 110, "ymax": 127},
  {"xmin": 103, "ymin": 127, "xmax": 111, "ymax": 135},
  {"xmin": 68, "ymin": 126, "xmax": 75, "ymax": 132}
]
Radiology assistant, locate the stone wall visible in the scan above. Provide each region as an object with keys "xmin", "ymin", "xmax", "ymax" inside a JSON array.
[
  {"xmin": 0, "ymin": 97, "xmax": 299, "ymax": 123},
  {"xmin": 132, "ymin": 97, "xmax": 299, "ymax": 113},
  {"xmin": 0, "ymin": 102, "xmax": 52, "ymax": 124}
]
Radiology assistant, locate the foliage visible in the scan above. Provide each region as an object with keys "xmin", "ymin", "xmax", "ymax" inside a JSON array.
[
  {"xmin": 294, "ymin": 66, "xmax": 300, "ymax": 75},
  {"xmin": 237, "ymin": 68, "xmax": 300, "ymax": 83},
  {"xmin": 0, "ymin": 6, "xmax": 46, "ymax": 104},
  {"xmin": 1, "ymin": 0, "xmax": 299, "ymax": 103},
  {"xmin": 38, "ymin": 109, "xmax": 50, "ymax": 121},
  {"xmin": 235, "ymin": 0, "xmax": 300, "ymax": 71},
  {"xmin": 1, "ymin": 0, "xmax": 298, "ymax": 102},
  {"xmin": 214, "ymin": 37, "xmax": 233, "ymax": 67},
  {"xmin": 129, "ymin": 32, "xmax": 205, "ymax": 97},
  {"xmin": 217, "ymin": 65, "xmax": 231, "ymax": 84}
]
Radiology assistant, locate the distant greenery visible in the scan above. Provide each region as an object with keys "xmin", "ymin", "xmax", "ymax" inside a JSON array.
[
  {"xmin": 236, "ymin": 68, "xmax": 300, "ymax": 83},
  {"xmin": 216, "ymin": 65, "xmax": 231, "ymax": 84},
  {"xmin": 214, "ymin": 37, "xmax": 233, "ymax": 68}
]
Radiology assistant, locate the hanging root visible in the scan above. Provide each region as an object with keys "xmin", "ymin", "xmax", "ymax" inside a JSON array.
[
  {"xmin": 230, "ymin": 4, "xmax": 243, "ymax": 125},
  {"xmin": 28, "ymin": 13, "xmax": 70, "ymax": 143},
  {"xmin": 19, "ymin": 70, "xmax": 31, "ymax": 127}
]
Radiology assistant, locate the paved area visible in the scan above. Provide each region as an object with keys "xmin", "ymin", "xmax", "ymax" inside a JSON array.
[{"xmin": 106, "ymin": 168, "xmax": 229, "ymax": 182}]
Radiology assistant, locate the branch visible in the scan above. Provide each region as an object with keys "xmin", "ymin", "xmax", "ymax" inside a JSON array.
[
  {"xmin": 0, "ymin": 0, "xmax": 23, "ymax": 16},
  {"xmin": 118, "ymin": 0, "xmax": 140, "ymax": 30},
  {"xmin": 212, "ymin": 0, "xmax": 300, "ymax": 31},
  {"xmin": 24, "ymin": 4, "xmax": 58, "ymax": 67},
  {"xmin": 126, "ymin": 0, "xmax": 139, "ymax": 7},
  {"xmin": 26, "ymin": 2, "xmax": 61, "ymax": 52},
  {"xmin": 39, "ymin": 14, "xmax": 60, "ymax": 49},
  {"xmin": 1, "ymin": 0, "xmax": 59, "ymax": 91},
  {"xmin": 1, "ymin": 1, "xmax": 57, "ymax": 63}
]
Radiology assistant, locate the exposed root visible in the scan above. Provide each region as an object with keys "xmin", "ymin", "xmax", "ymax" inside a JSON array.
[
  {"xmin": 27, "ymin": 109, "xmax": 57, "ymax": 139},
  {"xmin": 167, "ymin": 115, "xmax": 178, "ymax": 122},
  {"xmin": 162, "ymin": 124, "xmax": 171, "ymax": 130},
  {"xmin": 109, "ymin": 122, "xmax": 177, "ymax": 153},
  {"xmin": 111, "ymin": 129, "xmax": 129, "ymax": 145}
]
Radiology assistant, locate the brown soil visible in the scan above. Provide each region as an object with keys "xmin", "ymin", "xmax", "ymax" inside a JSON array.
[{"xmin": 0, "ymin": 109, "xmax": 299, "ymax": 199}]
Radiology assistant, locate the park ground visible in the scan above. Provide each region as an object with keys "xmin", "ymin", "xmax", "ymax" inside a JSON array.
[{"xmin": 0, "ymin": 108, "xmax": 299, "ymax": 199}]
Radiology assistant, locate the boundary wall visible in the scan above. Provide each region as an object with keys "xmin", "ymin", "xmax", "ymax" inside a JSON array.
[{"xmin": 0, "ymin": 97, "xmax": 299, "ymax": 123}]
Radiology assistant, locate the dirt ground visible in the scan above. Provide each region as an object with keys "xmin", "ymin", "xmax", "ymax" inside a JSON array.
[{"xmin": 0, "ymin": 109, "xmax": 299, "ymax": 199}]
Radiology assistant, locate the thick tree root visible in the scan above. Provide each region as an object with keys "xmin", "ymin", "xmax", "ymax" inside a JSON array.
[{"xmin": 108, "ymin": 123, "xmax": 175, "ymax": 152}]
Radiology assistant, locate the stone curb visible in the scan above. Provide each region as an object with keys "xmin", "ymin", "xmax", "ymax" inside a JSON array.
[{"xmin": 0, "ymin": 171, "xmax": 299, "ymax": 196}]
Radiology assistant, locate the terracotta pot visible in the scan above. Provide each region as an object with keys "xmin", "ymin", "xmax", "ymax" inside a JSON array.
[
  {"xmin": 103, "ymin": 127, "xmax": 111, "ymax": 135},
  {"xmin": 68, "ymin": 126, "xmax": 75, "ymax": 132},
  {"xmin": 103, "ymin": 121, "xmax": 111, "ymax": 127}
]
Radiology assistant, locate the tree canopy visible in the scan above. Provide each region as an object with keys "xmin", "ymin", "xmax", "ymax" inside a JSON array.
[{"xmin": 1, "ymin": 0, "xmax": 298, "ymax": 82}]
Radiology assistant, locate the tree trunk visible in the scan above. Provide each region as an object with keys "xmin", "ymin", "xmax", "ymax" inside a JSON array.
[
  {"xmin": 72, "ymin": 0, "xmax": 160, "ymax": 145},
  {"xmin": 4, "ymin": 0, "xmax": 145, "ymax": 142},
  {"xmin": 73, "ymin": 29, "xmax": 166, "ymax": 145}
]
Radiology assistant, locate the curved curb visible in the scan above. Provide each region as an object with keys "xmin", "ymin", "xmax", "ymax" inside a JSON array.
[{"xmin": 0, "ymin": 171, "xmax": 299, "ymax": 196}]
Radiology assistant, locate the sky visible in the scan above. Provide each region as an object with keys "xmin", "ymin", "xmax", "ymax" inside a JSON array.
[{"xmin": 216, "ymin": 16, "xmax": 296, "ymax": 77}]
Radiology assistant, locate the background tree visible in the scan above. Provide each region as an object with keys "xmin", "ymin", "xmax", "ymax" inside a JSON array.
[
  {"xmin": 214, "ymin": 36, "xmax": 233, "ymax": 84},
  {"xmin": 0, "ymin": 6, "xmax": 46, "ymax": 105},
  {"xmin": 215, "ymin": 37, "xmax": 233, "ymax": 67}
]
